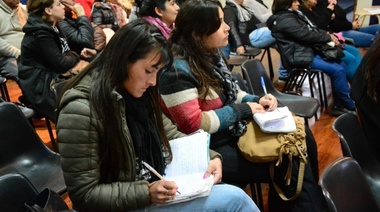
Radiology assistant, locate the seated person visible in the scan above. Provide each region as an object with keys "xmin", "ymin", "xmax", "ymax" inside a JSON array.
[
  {"xmin": 316, "ymin": 0, "xmax": 380, "ymax": 47},
  {"xmin": 222, "ymin": 0, "xmax": 275, "ymax": 59},
  {"xmin": 56, "ymin": 18, "xmax": 259, "ymax": 212},
  {"xmin": 298, "ymin": 0, "xmax": 362, "ymax": 82},
  {"xmin": 91, "ymin": 0, "xmax": 127, "ymax": 32},
  {"xmin": 351, "ymin": 37, "xmax": 380, "ymax": 161},
  {"xmin": 159, "ymin": 0, "xmax": 327, "ymax": 211},
  {"xmin": 19, "ymin": 0, "xmax": 92, "ymax": 121},
  {"xmin": 136, "ymin": 0, "xmax": 179, "ymax": 40},
  {"xmin": 267, "ymin": 0, "xmax": 355, "ymax": 116},
  {"xmin": 60, "ymin": 0, "xmax": 97, "ymax": 56},
  {"xmin": 0, "ymin": 0, "xmax": 27, "ymax": 83}
]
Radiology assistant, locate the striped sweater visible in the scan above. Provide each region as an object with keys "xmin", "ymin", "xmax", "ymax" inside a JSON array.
[{"xmin": 159, "ymin": 58, "xmax": 260, "ymax": 135}]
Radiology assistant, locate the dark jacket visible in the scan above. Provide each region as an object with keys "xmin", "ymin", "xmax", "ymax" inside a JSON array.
[
  {"xmin": 299, "ymin": 4, "xmax": 333, "ymax": 31},
  {"xmin": 60, "ymin": 12, "xmax": 95, "ymax": 54},
  {"xmin": 351, "ymin": 39, "xmax": 380, "ymax": 160},
  {"xmin": 316, "ymin": 1, "xmax": 352, "ymax": 32},
  {"xmin": 91, "ymin": 2, "xmax": 119, "ymax": 31},
  {"xmin": 224, "ymin": 1, "xmax": 261, "ymax": 51},
  {"xmin": 18, "ymin": 13, "xmax": 80, "ymax": 121},
  {"xmin": 267, "ymin": 10, "xmax": 330, "ymax": 70},
  {"xmin": 57, "ymin": 72, "xmax": 221, "ymax": 211}
]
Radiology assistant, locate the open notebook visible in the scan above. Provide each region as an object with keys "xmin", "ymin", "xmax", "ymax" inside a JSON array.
[
  {"xmin": 158, "ymin": 130, "xmax": 214, "ymax": 205},
  {"xmin": 253, "ymin": 106, "xmax": 296, "ymax": 133}
]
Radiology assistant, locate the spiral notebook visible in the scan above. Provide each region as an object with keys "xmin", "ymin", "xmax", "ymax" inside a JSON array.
[{"xmin": 253, "ymin": 106, "xmax": 296, "ymax": 133}]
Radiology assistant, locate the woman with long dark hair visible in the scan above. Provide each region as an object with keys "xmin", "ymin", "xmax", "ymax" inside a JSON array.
[
  {"xmin": 159, "ymin": 0, "xmax": 327, "ymax": 211},
  {"xmin": 56, "ymin": 19, "xmax": 258, "ymax": 211}
]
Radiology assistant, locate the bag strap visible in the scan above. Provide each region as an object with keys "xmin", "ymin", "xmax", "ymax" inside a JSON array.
[{"xmin": 269, "ymin": 160, "xmax": 306, "ymax": 201}]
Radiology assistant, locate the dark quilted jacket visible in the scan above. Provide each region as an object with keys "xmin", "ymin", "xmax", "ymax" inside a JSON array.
[{"xmin": 267, "ymin": 10, "xmax": 331, "ymax": 70}]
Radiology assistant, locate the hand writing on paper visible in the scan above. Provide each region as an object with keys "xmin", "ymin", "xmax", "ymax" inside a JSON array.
[
  {"xmin": 203, "ymin": 157, "xmax": 222, "ymax": 184},
  {"xmin": 259, "ymin": 93, "xmax": 277, "ymax": 111},
  {"xmin": 149, "ymin": 180, "xmax": 179, "ymax": 204}
]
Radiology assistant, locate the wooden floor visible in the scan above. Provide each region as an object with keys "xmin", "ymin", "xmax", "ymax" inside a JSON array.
[{"xmin": 4, "ymin": 47, "xmax": 355, "ymax": 211}]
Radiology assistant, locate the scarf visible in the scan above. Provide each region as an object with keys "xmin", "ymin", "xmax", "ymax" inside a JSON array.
[
  {"xmin": 205, "ymin": 51, "xmax": 247, "ymax": 137},
  {"xmin": 143, "ymin": 16, "xmax": 173, "ymax": 40},
  {"xmin": 227, "ymin": 0, "xmax": 255, "ymax": 22},
  {"xmin": 120, "ymin": 90, "xmax": 165, "ymax": 182}
]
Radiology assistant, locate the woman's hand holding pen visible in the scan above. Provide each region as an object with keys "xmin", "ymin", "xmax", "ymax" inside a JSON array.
[
  {"xmin": 203, "ymin": 157, "xmax": 222, "ymax": 184},
  {"xmin": 148, "ymin": 180, "xmax": 178, "ymax": 204},
  {"xmin": 247, "ymin": 102, "xmax": 266, "ymax": 114},
  {"xmin": 259, "ymin": 93, "xmax": 277, "ymax": 111}
]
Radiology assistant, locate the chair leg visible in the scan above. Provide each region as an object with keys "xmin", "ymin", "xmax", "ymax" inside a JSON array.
[
  {"xmin": 1, "ymin": 80, "xmax": 10, "ymax": 102},
  {"xmin": 250, "ymin": 183, "xmax": 264, "ymax": 211},
  {"xmin": 259, "ymin": 48, "xmax": 274, "ymax": 82},
  {"xmin": 45, "ymin": 118, "xmax": 57, "ymax": 151}
]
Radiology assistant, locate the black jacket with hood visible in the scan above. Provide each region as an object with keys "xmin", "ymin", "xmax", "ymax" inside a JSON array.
[{"xmin": 18, "ymin": 13, "xmax": 80, "ymax": 121}]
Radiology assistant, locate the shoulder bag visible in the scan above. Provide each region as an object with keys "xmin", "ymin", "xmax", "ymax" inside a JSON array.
[
  {"xmin": 237, "ymin": 114, "xmax": 308, "ymax": 201},
  {"xmin": 313, "ymin": 43, "xmax": 345, "ymax": 62}
]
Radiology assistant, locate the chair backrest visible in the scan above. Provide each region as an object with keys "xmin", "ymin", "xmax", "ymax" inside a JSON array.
[
  {"xmin": 241, "ymin": 59, "xmax": 280, "ymax": 96},
  {"xmin": 0, "ymin": 173, "xmax": 38, "ymax": 211},
  {"xmin": 231, "ymin": 72, "xmax": 251, "ymax": 94},
  {"xmin": 0, "ymin": 102, "xmax": 66, "ymax": 194},
  {"xmin": 332, "ymin": 113, "xmax": 380, "ymax": 208},
  {"xmin": 51, "ymin": 79, "xmax": 70, "ymax": 100},
  {"xmin": 332, "ymin": 113, "xmax": 379, "ymax": 169},
  {"xmin": 320, "ymin": 157, "xmax": 379, "ymax": 212}
]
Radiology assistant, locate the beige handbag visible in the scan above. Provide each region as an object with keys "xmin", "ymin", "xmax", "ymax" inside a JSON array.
[{"xmin": 237, "ymin": 115, "xmax": 308, "ymax": 201}]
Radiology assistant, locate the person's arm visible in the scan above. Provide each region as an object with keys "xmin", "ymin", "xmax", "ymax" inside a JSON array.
[
  {"xmin": 275, "ymin": 12, "xmax": 331, "ymax": 44},
  {"xmin": 328, "ymin": 4, "xmax": 353, "ymax": 32},
  {"xmin": 57, "ymin": 97, "xmax": 151, "ymax": 211},
  {"xmin": 33, "ymin": 29, "xmax": 80, "ymax": 73},
  {"xmin": 91, "ymin": 3, "xmax": 115, "ymax": 30},
  {"xmin": 159, "ymin": 60, "xmax": 258, "ymax": 134},
  {"xmin": 224, "ymin": 5, "xmax": 245, "ymax": 53},
  {"xmin": 59, "ymin": 16, "xmax": 95, "ymax": 49},
  {"xmin": 0, "ymin": 37, "xmax": 20, "ymax": 58}
]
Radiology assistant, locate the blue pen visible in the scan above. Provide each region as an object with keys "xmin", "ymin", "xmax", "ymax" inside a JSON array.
[{"xmin": 260, "ymin": 76, "xmax": 268, "ymax": 99}]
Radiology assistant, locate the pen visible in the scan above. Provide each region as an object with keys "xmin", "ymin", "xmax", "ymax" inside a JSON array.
[
  {"xmin": 260, "ymin": 76, "xmax": 268, "ymax": 99},
  {"xmin": 260, "ymin": 76, "xmax": 270, "ymax": 110},
  {"xmin": 142, "ymin": 161, "xmax": 181, "ymax": 195}
]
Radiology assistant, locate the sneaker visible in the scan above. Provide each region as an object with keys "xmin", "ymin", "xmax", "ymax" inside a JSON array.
[{"xmin": 330, "ymin": 106, "xmax": 356, "ymax": 117}]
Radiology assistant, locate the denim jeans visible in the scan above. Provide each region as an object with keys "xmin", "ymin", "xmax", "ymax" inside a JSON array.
[
  {"xmin": 342, "ymin": 24, "xmax": 380, "ymax": 47},
  {"xmin": 340, "ymin": 44, "xmax": 362, "ymax": 82},
  {"xmin": 135, "ymin": 184, "xmax": 259, "ymax": 212},
  {"xmin": 311, "ymin": 55, "xmax": 355, "ymax": 109}
]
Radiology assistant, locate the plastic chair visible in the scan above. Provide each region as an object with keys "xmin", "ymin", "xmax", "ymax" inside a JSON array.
[
  {"xmin": 0, "ymin": 102, "xmax": 66, "ymax": 195},
  {"xmin": 332, "ymin": 113, "xmax": 380, "ymax": 205},
  {"xmin": 241, "ymin": 59, "xmax": 320, "ymax": 125},
  {"xmin": 0, "ymin": 76, "xmax": 10, "ymax": 102},
  {"xmin": 0, "ymin": 173, "xmax": 39, "ymax": 211},
  {"xmin": 276, "ymin": 46, "xmax": 329, "ymax": 109},
  {"xmin": 319, "ymin": 157, "xmax": 380, "ymax": 212}
]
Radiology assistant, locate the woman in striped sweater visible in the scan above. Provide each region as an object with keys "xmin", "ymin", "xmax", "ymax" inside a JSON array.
[{"xmin": 159, "ymin": 0, "xmax": 327, "ymax": 211}]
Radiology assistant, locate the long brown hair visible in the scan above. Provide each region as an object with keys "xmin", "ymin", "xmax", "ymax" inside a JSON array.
[
  {"xmin": 57, "ymin": 19, "xmax": 173, "ymax": 181},
  {"xmin": 170, "ymin": 0, "xmax": 225, "ymax": 99}
]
